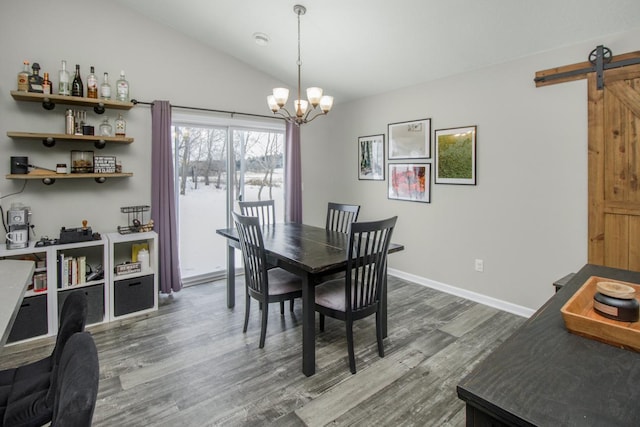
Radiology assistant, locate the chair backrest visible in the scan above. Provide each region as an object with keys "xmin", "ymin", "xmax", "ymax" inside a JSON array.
[
  {"xmin": 52, "ymin": 290, "xmax": 88, "ymax": 366},
  {"xmin": 232, "ymin": 211, "xmax": 270, "ymax": 299},
  {"xmin": 51, "ymin": 332, "xmax": 99, "ymax": 427},
  {"xmin": 345, "ymin": 216, "xmax": 397, "ymax": 315},
  {"xmin": 238, "ymin": 200, "xmax": 276, "ymax": 226},
  {"xmin": 326, "ymin": 202, "xmax": 360, "ymax": 233}
]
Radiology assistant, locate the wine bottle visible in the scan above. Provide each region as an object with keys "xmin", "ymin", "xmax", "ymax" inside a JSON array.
[
  {"xmin": 87, "ymin": 66, "xmax": 98, "ymax": 99},
  {"xmin": 116, "ymin": 70, "xmax": 129, "ymax": 102},
  {"xmin": 43, "ymin": 72, "xmax": 52, "ymax": 95},
  {"xmin": 100, "ymin": 72, "xmax": 111, "ymax": 100},
  {"xmin": 28, "ymin": 63, "xmax": 44, "ymax": 93},
  {"xmin": 17, "ymin": 60, "xmax": 30, "ymax": 92},
  {"xmin": 71, "ymin": 64, "xmax": 83, "ymax": 97},
  {"xmin": 58, "ymin": 60, "xmax": 70, "ymax": 96}
]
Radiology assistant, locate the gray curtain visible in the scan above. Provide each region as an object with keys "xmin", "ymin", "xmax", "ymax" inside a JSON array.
[
  {"xmin": 151, "ymin": 100, "xmax": 182, "ymax": 294},
  {"xmin": 285, "ymin": 122, "xmax": 302, "ymax": 223}
]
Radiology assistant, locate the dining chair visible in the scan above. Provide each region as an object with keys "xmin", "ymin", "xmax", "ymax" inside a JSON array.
[
  {"xmin": 232, "ymin": 211, "xmax": 303, "ymax": 348},
  {"xmin": 238, "ymin": 200, "xmax": 276, "ymax": 226},
  {"xmin": 326, "ymin": 202, "xmax": 360, "ymax": 233},
  {"xmin": 315, "ymin": 215, "xmax": 397, "ymax": 374}
]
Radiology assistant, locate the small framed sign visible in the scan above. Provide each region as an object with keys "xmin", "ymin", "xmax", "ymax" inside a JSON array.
[{"xmin": 94, "ymin": 156, "xmax": 116, "ymax": 173}]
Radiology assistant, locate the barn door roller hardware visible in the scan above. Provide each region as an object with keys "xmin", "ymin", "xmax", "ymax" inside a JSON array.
[{"xmin": 534, "ymin": 45, "xmax": 640, "ymax": 89}]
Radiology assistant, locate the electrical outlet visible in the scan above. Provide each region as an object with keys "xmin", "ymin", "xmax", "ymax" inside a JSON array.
[{"xmin": 475, "ymin": 259, "xmax": 484, "ymax": 272}]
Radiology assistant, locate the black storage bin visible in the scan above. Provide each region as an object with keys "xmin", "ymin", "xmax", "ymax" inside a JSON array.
[
  {"xmin": 7, "ymin": 294, "xmax": 48, "ymax": 343},
  {"xmin": 58, "ymin": 284, "xmax": 104, "ymax": 325},
  {"xmin": 114, "ymin": 274, "xmax": 154, "ymax": 316}
]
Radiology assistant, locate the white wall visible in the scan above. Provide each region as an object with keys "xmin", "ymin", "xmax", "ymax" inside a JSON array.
[
  {"xmin": 0, "ymin": 0, "xmax": 284, "ymax": 238},
  {"xmin": 300, "ymin": 28, "xmax": 640, "ymax": 313}
]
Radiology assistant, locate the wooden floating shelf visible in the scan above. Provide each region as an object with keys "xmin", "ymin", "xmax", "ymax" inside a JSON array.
[
  {"xmin": 6, "ymin": 172, "xmax": 133, "ymax": 184},
  {"xmin": 11, "ymin": 90, "xmax": 134, "ymax": 110},
  {"xmin": 7, "ymin": 131, "xmax": 134, "ymax": 144}
]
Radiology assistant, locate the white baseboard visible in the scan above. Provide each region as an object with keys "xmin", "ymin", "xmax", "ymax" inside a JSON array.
[{"xmin": 388, "ymin": 268, "xmax": 535, "ymax": 318}]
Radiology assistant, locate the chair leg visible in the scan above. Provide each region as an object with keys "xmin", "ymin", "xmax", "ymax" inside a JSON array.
[
  {"xmin": 376, "ymin": 311, "xmax": 384, "ymax": 358},
  {"xmin": 243, "ymin": 293, "xmax": 251, "ymax": 333},
  {"xmin": 346, "ymin": 320, "xmax": 356, "ymax": 374},
  {"xmin": 319, "ymin": 313, "xmax": 325, "ymax": 331},
  {"xmin": 290, "ymin": 298, "xmax": 294, "ymax": 312},
  {"xmin": 280, "ymin": 301, "xmax": 285, "ymax": 315},
  {"xmin": 259, "ymin": 301, "xmax": 268, "ymax": 348}
]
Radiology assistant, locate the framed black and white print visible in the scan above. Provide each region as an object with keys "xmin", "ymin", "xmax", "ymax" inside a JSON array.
[
  {"xmin": 388, "ymin": 118, "xmax": 431, "ymax": 159},
  {"xmin": 358, "ymin": 134, "xmax": 385, "ymax": 180},
  {"xmin": 434, "ymin": 126, "xmax": 477, "ymax": 185}
]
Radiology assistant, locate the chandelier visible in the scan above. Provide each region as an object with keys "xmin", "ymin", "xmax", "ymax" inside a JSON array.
[{"xmin": 267, "ymin": 4, "xmax": 333, "ymax": 126}]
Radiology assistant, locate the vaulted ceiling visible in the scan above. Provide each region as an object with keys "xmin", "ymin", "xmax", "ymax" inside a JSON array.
[{"xmin": 114, "ymin": 0, "xmax": 640, "ymax": 104}]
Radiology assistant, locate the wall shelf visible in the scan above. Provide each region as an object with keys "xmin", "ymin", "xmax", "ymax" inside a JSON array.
[
  {"xmin": 6, "ymin": 172, "xmax": 133, "ymax": 185},
  {"xmin": 11, "ymin": 90, "xmax": 133, "ymax": 113},
  {"xmin": 7, "ymin": 131, "xmax": 133, "ymax": 149}
]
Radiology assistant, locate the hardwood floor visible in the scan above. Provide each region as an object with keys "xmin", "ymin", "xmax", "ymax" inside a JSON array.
[{"xmin": 0, "ymin": 276, "xmax": 525, "ymax": 426}]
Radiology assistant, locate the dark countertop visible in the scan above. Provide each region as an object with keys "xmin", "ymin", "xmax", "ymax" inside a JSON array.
[{"xmin": 457, "ymin": 264, "xmax": 640, "ymax": 426}]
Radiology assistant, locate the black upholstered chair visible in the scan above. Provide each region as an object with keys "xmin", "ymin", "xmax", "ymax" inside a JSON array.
[
  {"xmin": 238, "ymin": 200, "xmax": 276, "ymax": 226},
  {"xmin": 326, "ymin": 202, "xmax": 360, "ymax": 233},
  {"xmin": 0, "ymin": 290, "xmax": 88, "ymax": 426},
  {"xmin": 315, "ymin": 216, "xmax": 397, "ymax": 374},
  {"xmin": 232, "ymin": 212, "xmax": 302, "ymax": 348},
  {"xmin": 51, "ymin": 332, "xmax": 99, "ymax": 427}
]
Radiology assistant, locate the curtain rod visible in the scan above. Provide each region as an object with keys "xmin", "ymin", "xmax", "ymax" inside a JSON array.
[{"xmin": 131, "ymin": 99, "xmax": 283, "ymax": 122}]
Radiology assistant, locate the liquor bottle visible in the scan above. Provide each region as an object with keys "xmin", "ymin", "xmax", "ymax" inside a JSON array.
[
  {"xmin": 28, "ymin": 63, "xmax": 44, "ymax": 93},
  {"xmin": 99, "ymin": 118, "xmax": 112, "ymax": 136},
  {"xmin": 87, "ymin": 66, "xmax": 98, "ymax": 98},
  {"xmin": 58, "ymin": 60, "xmax": 70, "ymax": 96},
  {"xmin": 116, "ymin": 70, "xmax": 129, "ymax": 102},
  {"xmin": 100, "ymin": 72, "xmax": 111, "ymax": 100},
  {"xmin": 17, "ymin": 60, "xmax": 30, "ymax": 92},
  {"xmin": 42, "ymin": 72, "xmax": 52, "ymax": 95},
  {"xmin": 115, "ymin": 113, "xmax": 126, "ymax": 136},
  {"xmin": 71, "ymin": 64, "xmax": 84, "ymax": 97}
]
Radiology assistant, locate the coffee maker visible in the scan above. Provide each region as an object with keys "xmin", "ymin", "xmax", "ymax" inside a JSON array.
[{"xmin": 6, "ymin": 204, "xmax": 31, "ymax": 249}]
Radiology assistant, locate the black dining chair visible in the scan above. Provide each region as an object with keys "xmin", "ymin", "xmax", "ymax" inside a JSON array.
[
  {"xmin": 232, "ymin": 212, "xmax": 303, "ymax": 348},
  {"xmin": 326, "ymin": 202, "xmax": 360, "ymax": 233},
  {"xmin": 315, "ymin": 216, "xmax": 397, "ymax": 374},
  {"xmin": 238, "ymin": 200, "xmax": 276, "ymax": 226}
]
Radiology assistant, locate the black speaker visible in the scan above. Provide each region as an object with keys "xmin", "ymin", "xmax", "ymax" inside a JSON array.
[{"xmin": 10, "ymin": 156, "xmax": 28, "ymax": 174}]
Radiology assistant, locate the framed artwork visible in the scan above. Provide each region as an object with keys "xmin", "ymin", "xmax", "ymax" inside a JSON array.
[
  {"xmin": 358, "ymin": 134, "xmax": 385, "ymax": 180},
  {"xmin": 388, "ymin": 163, "xmax": 431, "ymax": 203},
  {"xmin": 434, "ymin": 126, "xmax": 477, "ymax": 185},
  {"xmin": 388, "ymin": 118, "xmax": 431, "ymax": 159}
]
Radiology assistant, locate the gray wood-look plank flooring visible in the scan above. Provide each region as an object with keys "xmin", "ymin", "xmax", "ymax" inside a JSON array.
[{"xmin": 0, "ymin": 276, "xmax": 525, "ymax": 426}]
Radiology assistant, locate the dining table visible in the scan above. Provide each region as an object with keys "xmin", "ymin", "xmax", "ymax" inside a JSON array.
[
  {"xmin": 0, "ymin": 259, "xmax": 35, "ymax": 346},
  {"xmin": 216, "ymin": 222, "xmax": 404, "ymax": 376}
]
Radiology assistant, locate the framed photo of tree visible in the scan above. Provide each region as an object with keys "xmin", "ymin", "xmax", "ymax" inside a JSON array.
[
  {"xmin": 388, "ymin": 118, "xmax": 431, "ymax": 159},
  {"xmin": 435, "ymin": 126, "xmax": 477, "ymax": 185},
  {"xmin": 358, "ymin": 134, "xmax": 385, "ymax": 180},
  {"xmin": 388, "ymin": 163, "xmax": 430, "ymax": 203}
]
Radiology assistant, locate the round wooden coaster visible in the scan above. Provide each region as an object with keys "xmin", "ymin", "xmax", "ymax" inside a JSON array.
[{"xmin": 596, "ymin": 281, "xmax": 636, "ymax": 299}]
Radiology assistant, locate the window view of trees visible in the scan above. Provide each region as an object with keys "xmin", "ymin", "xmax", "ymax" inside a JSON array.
[{"xmin": 172, "ymin": 124, "xmax": 285, "ymax": 280}]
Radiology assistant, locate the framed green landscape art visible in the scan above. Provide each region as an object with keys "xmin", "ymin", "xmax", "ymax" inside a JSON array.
[{"xmin": 435, "ymin": 126, "xmax": 477, "ymax": 185}]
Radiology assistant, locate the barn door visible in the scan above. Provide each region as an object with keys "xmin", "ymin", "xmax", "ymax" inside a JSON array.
[{"xmin": 589, "ymin": 64, "xmax": 640, "ymax": 269}]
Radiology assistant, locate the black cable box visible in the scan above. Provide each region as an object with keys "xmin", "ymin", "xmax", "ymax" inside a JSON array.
[{"xmin": 58, "ymin": 227, "xmax": 94, "ymax": 244}]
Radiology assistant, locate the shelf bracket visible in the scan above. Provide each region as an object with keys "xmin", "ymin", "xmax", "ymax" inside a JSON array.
[
  {"xmin": 42, "ymin": 98, "xmax": 55, "ymax": 111},
  {"xmin": 95, "ymin": 177, "xmax": 107, "ymax": 184},
  {"xmin": 42, "ymin": 137, "xmax": 56, "ymax": 148},
  {"xmin": 42, "ymin": 177, "xmax": 56, "ymax": 185},
  {"xmin": 94, "ymin": 140, "xmax": 107, "ymax": 149},
  {"xmin": 94, "ymin": 103, "xmax": 105, "ymax": 114}
]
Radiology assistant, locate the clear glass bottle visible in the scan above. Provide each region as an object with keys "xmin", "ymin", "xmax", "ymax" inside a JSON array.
[
  {"xmin": 17, "ymin": 60, "xmax": 30, "ymax": 92},
  {"xmin": 99, "ymin": 118, "xmax": 112, "ymax": 136},
  {"xmin": 115, "ymin": 113, "xmax": 126, "ymax": 136},
  {"xmin": 116, "ymin": 70, "xmax": 129, "ymax": 102},
  {"xmin": 58, "ymin": 60, "xmax": 70, "ymax": 96},
  {"xmin": 42, "ymin": 72, "xmax": 52, "ymax": 95},
  {"xmin": 87, "ymin": 66, "xmax": 98, "ymax": 99},
  {"xmin": 28, "ymin": 63, "xmax": 44, "ymax": 93},
  {"xmin": 100, "ymin": 72, "xmax": 111, "ymax": 100},
  {"xmin": 71, "ymin": 64, "xmax": 83, "ymax": 97}
]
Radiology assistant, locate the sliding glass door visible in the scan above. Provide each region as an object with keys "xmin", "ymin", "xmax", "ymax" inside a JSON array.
[{"xmin": 172, "ymin": 115, "xmax": 285, "ymax": 283}]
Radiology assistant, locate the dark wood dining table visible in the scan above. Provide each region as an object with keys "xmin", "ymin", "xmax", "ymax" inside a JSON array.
[
  {"xmin": 1, "ymin": 259, "xmax": 35, "ymax": 346},
  {"xmin": 216, "ymin": 222, "xmax": 404, "ymax": 376}
]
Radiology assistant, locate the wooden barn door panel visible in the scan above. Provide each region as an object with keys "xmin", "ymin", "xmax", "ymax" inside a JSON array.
[{"xmin": 590, "ymin": 63, "xmax": 640, "ymax": 269}]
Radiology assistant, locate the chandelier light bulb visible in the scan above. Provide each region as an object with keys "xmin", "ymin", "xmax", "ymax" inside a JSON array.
[
  {"xmin": 295, "ymin": 99, "xmax": 309, "ymax": 117},
  {"xmin": 267, "ymin": 95, "xmax": 280, "ymax": 112},
  {"xmin": 306, "ymin": 87, "xmax": 323, "ymax": 107},
  {"xmin": 319, "ymin": 96, "xmax": 334, "ymax": 113},
  {"xmin": 273, "ymin": 88, "xmax": 289, "ymax": 107}
]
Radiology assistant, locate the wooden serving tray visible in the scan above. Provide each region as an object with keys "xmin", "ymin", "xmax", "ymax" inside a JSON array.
[{"xmin": 561, "ymin": 276, "xmax": 640, "ymax": 352}]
